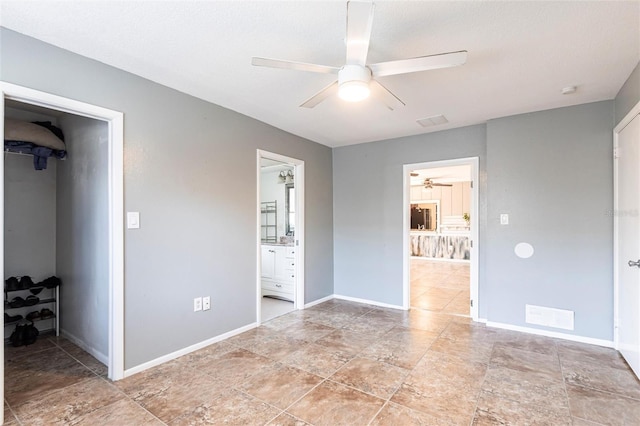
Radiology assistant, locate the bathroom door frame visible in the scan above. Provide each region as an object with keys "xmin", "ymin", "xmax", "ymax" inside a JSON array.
[
  {"xmin": 0, "ymin": 82, "xmax": 125, "ymax": 415},
  {"xmin": 402, "ymin": 157, "xmax": 480, "ymax": 320},
  {"xmin": 256, "ymin": 150, "xmax": 305, "ymax": 324}
]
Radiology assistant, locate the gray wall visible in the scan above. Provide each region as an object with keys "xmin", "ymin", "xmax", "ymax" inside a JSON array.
[
  {"xmin": 485, "ymin": 101, "xmax": 614, "ymax": 340},
  {"xmin": 615, "ymin": 61, "xmax": 640, "ymax": 125},
  {"xmin": 1, "ymin": 28, "xmax": 333, "ymax": 369},
  {"xmin": 56, "ymin": 114, "xmax": 109, "ymax": 359},
  {"xmin": 333, "ymin": 125, "xmax": 487, "ymax": 310},
  {"xmin": 3, "ymin": 153, "xmax": 57, "ymax": 280}
]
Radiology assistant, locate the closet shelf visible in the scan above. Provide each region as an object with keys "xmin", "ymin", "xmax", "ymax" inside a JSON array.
[
  {"xmin": 5, "ymin": 298, "xmax": 56, "ymax": 310},
  {"xmin": 3, "ymin": 314, "xmax": 56, "ymax": 327}
]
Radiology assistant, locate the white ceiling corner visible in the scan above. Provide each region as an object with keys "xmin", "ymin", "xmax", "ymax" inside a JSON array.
[{"xmin": 1, "ymin": 0, "xmax": 638, "ymax": 148}]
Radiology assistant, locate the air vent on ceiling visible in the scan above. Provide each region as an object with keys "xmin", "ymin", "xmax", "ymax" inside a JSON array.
[{"xmin": 416, "ymin": 115, "xmax": 449, "ymax": 127}]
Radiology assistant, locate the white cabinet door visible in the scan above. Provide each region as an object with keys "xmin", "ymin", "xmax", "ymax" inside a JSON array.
[
  {"xmin": 261, "ymin": 246, "xmax": 276, "ymax": 279},
  {"xmin": 273, "ymin": 246, "xmax": 287, "ymax": 281},
  {"xmin": 617, "ymin": 112, "xmax": 640, "ymax": 379}
]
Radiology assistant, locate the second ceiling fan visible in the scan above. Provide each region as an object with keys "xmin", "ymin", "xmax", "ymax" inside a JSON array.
[{"xmin": 252, "ymin": 1, "xmax": 467, "ymax": 110}]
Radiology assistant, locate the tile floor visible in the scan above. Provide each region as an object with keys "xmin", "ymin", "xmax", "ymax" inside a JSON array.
[
  {"xmin": 411, "ymin": 258, "xmax": 470, "ymax": 315},
  {"xmin": 5, "ymin": 301, "xmax": 640, "ymax": 424}
]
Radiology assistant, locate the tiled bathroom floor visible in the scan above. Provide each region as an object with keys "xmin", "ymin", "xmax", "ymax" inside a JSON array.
[
  {"xmin": 5, "ymin": 299, "xmax": 640, "ymax": 425},
  {"xmin": 411, "ymin": 258, "xmax": 470, "ymax": 315}
]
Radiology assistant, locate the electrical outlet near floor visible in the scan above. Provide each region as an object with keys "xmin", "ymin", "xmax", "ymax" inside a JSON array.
[
  {"xmin": 203, "ymin": 296, "xmax": 211, "ymax": 311},
  {"xmin": 194, "ymin": 297, "xmax": 202, "ymax": 312}
]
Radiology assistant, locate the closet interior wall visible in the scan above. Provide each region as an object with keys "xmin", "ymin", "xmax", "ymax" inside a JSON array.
[{"xmin": 4, "ymin": 102, "xmax": 108, "ymax": 364}]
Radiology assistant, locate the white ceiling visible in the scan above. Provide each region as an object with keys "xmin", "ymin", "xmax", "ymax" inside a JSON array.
[{"xmin": 1, "ymin": 1, "xmax": 638, "ymax": 148}]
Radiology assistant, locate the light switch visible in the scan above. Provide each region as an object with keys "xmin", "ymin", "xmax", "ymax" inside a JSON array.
[
  {"xmin": 500, "ymin": 214, "xmax": 509, "ymax": 225},
  {"xmin": 127, "ymin": 212, "xmax": 140, "ymax": 229}
]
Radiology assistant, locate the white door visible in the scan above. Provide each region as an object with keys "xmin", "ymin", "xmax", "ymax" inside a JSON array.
[{"xmin": 616, "ymin": 111, "xmax": 640, "ymax": 378}]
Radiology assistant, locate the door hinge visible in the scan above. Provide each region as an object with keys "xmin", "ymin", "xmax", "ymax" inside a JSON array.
[
  {"xmin": 614, "ymin": 147, "xmax": 619, "ymax": 159},
  {"xmin": 470, "ymin": 299, "xmax": 474, "ymax": 308},
  {"xmin": 470, "ymin": 240, "xmax": 473, "ymax": 248},
  {"xmin": 470, "ymin": 181, "xmax": 474, "ymax": 188}
]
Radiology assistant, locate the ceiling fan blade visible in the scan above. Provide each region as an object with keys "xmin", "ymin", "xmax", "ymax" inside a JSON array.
[
  {"xmin": 252, "ymin": 57, "xmax": 339, "ymax": 75},
  {"xmin": 345, "ymin": 1, "xmax": 374, "ymax": 65},
  {"xmin": 369, "ymin": 50, "xmax": 468, "ymax": 77},
  {"xmin": 369, "ymin": 80, "xmax": 405, "ymax": 111},
  {"xmin": 300, "ymin": 81, "xmax": 339, "ymax": 108}
]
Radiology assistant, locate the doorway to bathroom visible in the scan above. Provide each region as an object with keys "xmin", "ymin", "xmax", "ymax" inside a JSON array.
[
  {"xmin": 403, "ymin": 157, "xmax": 479, "ymax": 320},
  {"xmin": 256, "ymin": 150, "xmax": 305, "ymax": 323}
]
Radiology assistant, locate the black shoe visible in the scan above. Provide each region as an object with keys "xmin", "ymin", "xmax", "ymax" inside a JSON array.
[
  {"xmin": 4, "ymin": 313, "xmax": 23, "ymax": 324},
  {"xmin": 9, "ymin": 296, "xmax": 25, "ymax": 308},
  {"xmin": 40, "ymin": 276, "xmax": 61, "ymax": 289},
  {"xmin": 24, "ymin": 295, "xmax": 39, "ymax": 306},
  {"xmin": 18, "ymin": 276, "xmax": 34, "ymax": 290},
  {"xmin": 26, "ymin": 311, "xmax": 40, "ymax": 321},
  {"xmin": 5, "ymin": 276, "xmax": 19, "ymax": 292}
]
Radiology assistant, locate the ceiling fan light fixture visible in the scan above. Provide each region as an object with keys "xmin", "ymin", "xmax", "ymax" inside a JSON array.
[
  {"xmin": 338, "ymin": 64, "xmax": 371, "ymax": 102},
  {"xmin": 338, "ymin": 80, "xmax": 370, "ymax": 102}
]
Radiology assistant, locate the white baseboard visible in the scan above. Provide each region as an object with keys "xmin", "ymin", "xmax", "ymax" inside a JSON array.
[
  {"xmin": 60, "ymin": 329, "xmax": 109, "ymax": 365},
  {"xmin": 334, "ymin": 294, "xmax": 404, "ymax": 310},
  {"xmin": 123, "ymin": 322, "xmax": 257, "ymax": 378},
  {"xmin": 304, "ymin": 294, "xmax": 334, "ymax": 308},
  {"xmin": 486, "ymin": 321, "xmax": 614, "ymax": 348}
]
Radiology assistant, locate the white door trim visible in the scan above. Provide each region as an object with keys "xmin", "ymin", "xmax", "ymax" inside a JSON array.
[
  {"xmin": 0, "ymin": 82, "xmax": 125, "ymax": 393},
  {"xmin": 256, "ymin": 150, "xmax": 305, "ymax": 325},
  {"xmin": 402, "ymin": 157, "xmax": 480, "ymax": 320},
  {"xmin": 613, "ymin": 99, "xmax": 640, "ymax": 351}
]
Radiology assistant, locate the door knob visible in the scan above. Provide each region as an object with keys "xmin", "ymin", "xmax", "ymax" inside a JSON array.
[{"xmin": 628, "ymin": 259, "xmax": 640, "ymax": 268}]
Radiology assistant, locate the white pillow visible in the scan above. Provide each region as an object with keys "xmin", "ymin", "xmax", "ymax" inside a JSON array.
[{"xmin": 4, "ymin": 118, "xmax": 66, "ymax": 151}]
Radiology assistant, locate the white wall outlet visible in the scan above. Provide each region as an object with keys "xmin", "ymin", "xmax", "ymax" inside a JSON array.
[
  {"xmin": 127, "ymin": 212, "xmax": 140, "ymax": 229},
  {"xmin": 203, "ymin": 296, "xmax": 211, "ymax": 311},
  {"xmin": 500, "ymin": 213, "xmax": 509, "ymax": 225},
  {"xmin": 194, "ymin": 297, "xmax": 202, "ymax": 312}
]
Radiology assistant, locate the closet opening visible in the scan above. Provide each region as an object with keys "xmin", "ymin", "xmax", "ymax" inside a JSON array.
[{"xmin": 1, "ymin": 83, "xmax": 124, "ymax": 420}]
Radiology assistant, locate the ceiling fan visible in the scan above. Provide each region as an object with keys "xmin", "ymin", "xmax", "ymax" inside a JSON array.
[
  {"xmin": 424, "ymin": 178, "xmax": 452, "ymax": 189},
  {"xmin": 252, "ymin": 1, "xmax": 467, "ymax": 110}
]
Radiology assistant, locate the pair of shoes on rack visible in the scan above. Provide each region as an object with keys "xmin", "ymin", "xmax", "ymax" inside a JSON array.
[
  {"xmin": 8, "ymin": 295, "xmax": 39, "ymax": 308},
  {"xmin": 3, "ymin": 276, "xmax": 31, "ymax": 291},
  {"xmin": 26, "ymin": 308, "xmax": 54, "ymax": 322}
]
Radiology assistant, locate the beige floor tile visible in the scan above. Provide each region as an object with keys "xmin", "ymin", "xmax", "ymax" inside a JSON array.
[
  {"xmin": 314, "ymin": 329, "xmax": 376, "ymax": 358},
  {"xmin": 138, "ymin": 372, "xmax": 227, "ymax": 423},
  {"xmin": 562, "ymin": 357, "xmax": 640, "ymax": 399},
  {"xmin": 430, "ymin": 335, "xmax": 494, "ymax": 364},
  {"xmin": 169, "ymin": 389, "xmax": 281, "ymax": 425},
  {"xmin": 197, "ymin": 348, "xmax": 276, "ymax": 384},
  {"xmin": 401, "ymin": 309, "xmax": 452, "ymax": 333},
  {"xmin": 490, "ymin": 344, "xmax": 563, "ymax": 382},
  {"xmin": 114, "ymin": 358, "xmax": 196, "ymax": 402},
  {"xmin": 370, "ymin": 402, "xmax": 454, "ymax": 425},
  {"xmin": 330, "ymin": 357, "xmax": 409, "ymax": 398},
  {"xmin": 567, "ymin": 383, "xmax": 640, "ymax": 426},
  {"xmin": 361, "ymin": 329, "xmax": 435, "ymax": 369},
  {"xmin": 278, "ymin": 321, "xmax": 336, "ymax": 343},
  {"xmin": 287, "ymin": 380, "xmax": 385, "ymax": 426},
  {"xmin": 281, "ymin": 343, "xmax": 352, "ymax": 377},
  {"xmin": 494, "ymin": 331, "xmax": 558, "ymax": 356},
  {"xmin": 391, "ymin": 381, "xmax": 478, "ymax": 425},
  {"xmin": 12, "ymin": 376, "xmax": 124, "ymax": 424},
  {"xmin": 239, "ymin": 363, "xmax": 322, "ymax": 409},
  {"xmin": 267, "ymin": 412, "xmax": 311, "ymax": 425},
  {"xmin": 557, "ymin": 340, "xmax": 631, "ymax": 371},
  {"xmin": 75, "ymin": 398, "xmax": 164, "ymax": 425},
  {"xmin": 482, "ymin": 365, "xmax": 569, "ymax": 409},
  {"xmin": 4, "ymin": 347, "xmax": 96, "ymax": 406},
  {"xmin": 473, "ymin": 390, "xmax": 572, "ymax": 425},
  {"xmin": 4, "ymin": 335, "xmax": 57, "ymax": 361}
]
